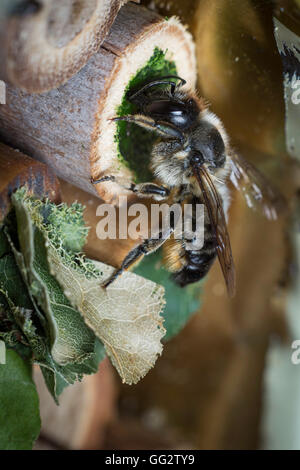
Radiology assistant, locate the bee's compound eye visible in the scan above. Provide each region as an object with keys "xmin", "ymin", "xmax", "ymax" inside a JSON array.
[
  {"xmin": 191, "ymin": 153, "xmax": 203, "ymax": 165},
  {"xmin": 11, "ymin": 0, "xmax": 42, "ymax": 16}
]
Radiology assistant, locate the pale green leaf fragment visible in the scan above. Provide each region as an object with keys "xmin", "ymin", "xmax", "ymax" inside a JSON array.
[
  {"xmin": 47, "ymin": 247, "xmax": 166, "ymax": 385},
  {"xmin": 133, "ymin": 250, "xmax": 202, "ymax": 341}
]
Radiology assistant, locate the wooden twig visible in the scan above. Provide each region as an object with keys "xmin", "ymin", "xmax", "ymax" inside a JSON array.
[
  {"xmin": 0, "ymin": 0, "xmax": 132, "ymax": 93},
  {"xmin": 0, "ymin": 142, "xmax": 60, "ymax": 220},
  {"xmin": 0, "ymin": 3, "xmax": 196, "ymax": 203}
]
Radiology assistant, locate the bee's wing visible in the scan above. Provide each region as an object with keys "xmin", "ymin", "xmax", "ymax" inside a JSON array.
[
  {"xmin": 193, "ymin": 165, "xmax": 236, "ymax": 297},
  {"xmin": 229, "ymin": 153, "xmax": 285, "ymax": 220}
]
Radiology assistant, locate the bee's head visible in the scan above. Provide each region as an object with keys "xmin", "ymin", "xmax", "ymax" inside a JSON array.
[
  {"xmin": 191, "ymin": 115, "xmax": 227, "ymax": 169},
  {"xmin": 144, "ymin": 97, "xmax": 199, "ymax": 131}
]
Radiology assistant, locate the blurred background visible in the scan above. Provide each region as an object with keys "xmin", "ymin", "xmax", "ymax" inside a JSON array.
[{"xmin": 34, "ymin": 0, "xmax": 300, "ymax": 450}]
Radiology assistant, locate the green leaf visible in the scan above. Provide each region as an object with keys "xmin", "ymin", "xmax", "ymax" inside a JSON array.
[
  {"xmin": 40, "ymin": 200, "xmax": 89, "ymax": 253},
  {"xmin": 134, "ymin": 249, "xmax": 202, "ymax": 341},
  {"xmin": 11, "ymin": 189, "xmax": 166, "ymax": 385},
  {"xmin": 0, "ymin": 251, "xmax": 34, "ymax": 310},
  {"xmin": 0, "ymin": 227, "xmax": 10, "ymax": 258},
  {"xmin": 1, "ymin": 188, "xmax": 167, "ymax": 393},
  {"xmin": 0, "ymin": 282, "xmax": 103, "ymax": 403},
  {"xmin": 0, "ymin": 349, "xmax": 40, "ymax": 450},
  {"xmin": 0, "ymin": 226, "xmax": 36, "ymax": 360},
  {"xmin": 12, "ymin": 192, "xmax": 96, "ymax": 367},
  {"xmin": 1, "ymin": 191, "xmax": 107, "ymax": 402},
  {"xmin": 2, "ymin": 193, "xmax": 106, "ymax": 401},
  {"xmin": 39, "ymin": 338, "xmax": 106, "ymax": 401}
]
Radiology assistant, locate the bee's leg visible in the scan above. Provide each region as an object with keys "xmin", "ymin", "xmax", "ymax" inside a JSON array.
[
  {"xmin": 112, "ymin": 115, "xmax": 184, "ymax": 142},
  {"xmin": 130, "ymin": 182, "xmax": 170, "ymax": 200},
  {"xmin": 91, "ymin": 176, "xmax": 170, "ymax": 201},
  {"xmin": 102, "ymin": 229, "xmax": 173, "ymax": 288},
  {"xmin": 127, "ymin": 76, "xmax": 186, "ymax": 104}
]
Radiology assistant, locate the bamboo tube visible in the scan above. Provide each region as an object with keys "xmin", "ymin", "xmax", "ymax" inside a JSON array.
[
  {"xmin": 0, "ymin": 0, "xmax": 133, "ymax": 93},
  {"xmin": 0, "ymin": 3, "xmax": 196, "ymax": 204},
  {"xmin": 0, "ymin": 142, "xmax": 60, "ymax": 220}
]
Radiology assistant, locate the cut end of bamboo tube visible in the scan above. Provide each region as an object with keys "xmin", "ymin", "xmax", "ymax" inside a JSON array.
[
  {"xmin": 0, "ymin": 4, "xmax": 196, "ymax": 204},
  {"xmin": 90, "ymin": 7, "xmax": 197, "ymax": 204},
  {"xmin": 0, "ymin": 143, "xmax": 60, "ymax": 220},
  {"xmin": 0, "ymin": 0, "xmax": 131, "ymax": 93}
]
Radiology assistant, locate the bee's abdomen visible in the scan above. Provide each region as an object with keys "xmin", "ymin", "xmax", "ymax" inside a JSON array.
[
  {"xmin": 171, "ymin": 245, "xmax": 217, "ymax": 287},
  {"xmin": 162, "ymin": 194, "xmax": 218, "ymax": 287}
]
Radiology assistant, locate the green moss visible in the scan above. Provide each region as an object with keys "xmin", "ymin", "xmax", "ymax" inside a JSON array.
[{"xmin": 115, "ymin": 48, "xmax": 177, "ymax": 183}]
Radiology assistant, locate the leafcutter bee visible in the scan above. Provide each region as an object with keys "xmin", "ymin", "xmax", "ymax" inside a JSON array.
[{"xmin": 92, "ymin": 76, "xmax": 284, "ymax": 296}]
